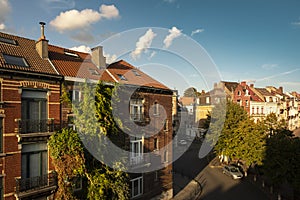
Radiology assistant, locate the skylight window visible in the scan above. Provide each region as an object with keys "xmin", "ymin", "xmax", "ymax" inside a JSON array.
[
  {"xmin": 117, "ymin": 74, "xmax": 127, "ymax": 81},
  {"xmin": 3, "ymin": 54, "xmax": 29, "ymax": 67},
  {"xmin": 64, "ymin": 51, "xmax": 79, "ymax": 57},
  {"xmin": 89, "ymin": 68, "xmax": 100, "ymax": 76},
  {"xmin": 0, "ymin": 37, "xmax": 17, "ymax": 45},
  {"xmin": 132, "ymin": 69, "xmax": 141, "ymax": 76}
]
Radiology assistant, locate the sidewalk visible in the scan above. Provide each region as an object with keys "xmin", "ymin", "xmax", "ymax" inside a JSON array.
[{"xmin": 173, "ymin": 172, "xmax": 202, "ymax": 200}]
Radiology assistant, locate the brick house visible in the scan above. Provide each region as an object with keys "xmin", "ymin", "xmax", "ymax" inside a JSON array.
[
  {"xmin": 46, "ymin": 31, "xmax": 174, "ymax": 198},
  {"xmin": 0, "ymin": 29, "xmax": 62, "ymax": 200}
]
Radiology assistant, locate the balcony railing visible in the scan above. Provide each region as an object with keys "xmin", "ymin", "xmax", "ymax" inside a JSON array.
[
  {"xmin": 129, "ymin": 154, "xmax": 150, "ymax": 168},
  {"xmin": 15, "ymin": 172, "xmax": 57, "ymax": 196},
  {"xmin": 130, "ymin": 113, "xmax": 144, "ymax": 122},
  {"xmin": 16, "ymin": 119, "xmax": 55, "ymax": 134}
]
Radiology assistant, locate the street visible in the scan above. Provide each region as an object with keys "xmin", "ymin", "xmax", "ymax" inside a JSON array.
[{"xmin": 173, "ymin": 140, "xmax": 269, "ymax": 200}]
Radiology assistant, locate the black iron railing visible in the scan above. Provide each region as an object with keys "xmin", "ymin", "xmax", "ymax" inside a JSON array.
[
  {"xmin": 15, "ymin": 172, "xmax": 57, "ymax": 194},
  {"xmin": 17, "ymin": 119, "xmax": 55, "ymax": 134}
]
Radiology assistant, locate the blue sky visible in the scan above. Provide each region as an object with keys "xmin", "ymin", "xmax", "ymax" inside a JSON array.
[{"xmin": 1, "ymin": 0, "xmax": 300, "ymax": 95}]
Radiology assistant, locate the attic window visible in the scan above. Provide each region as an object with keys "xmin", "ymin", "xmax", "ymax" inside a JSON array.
[
  {"xmin": 117, "ymin": 74, "xmax": 127, "ymax": 81},
  {"xmin": 132, "ymin": 70, "xmax": 141, "ymax": 76},
  {"xmin": 64, "ymin": 51, "xmax": 79, "ymax": 57},
  {"xmin": 3, "ymin": 54, "xmax": 28, "ymax": 67},
  {"xmin": 89, "ymin": 68, "xmax": 100, "ymax": 76},
  {"xmin": 0, "ymin": 36, "xmax": 17, "ymax": 45}
]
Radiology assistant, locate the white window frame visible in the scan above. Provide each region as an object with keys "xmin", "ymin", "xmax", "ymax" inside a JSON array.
[
  {"xmin": 130, "ymin": 99, "xmax": 144, "ymax": 121},
  {"xmin": 131, "ymin": 176, "xmax": 143, "ymax": 198},
  {"xmin": 130, "ymin": 137, "xmax": 143, "ymax": 165}
]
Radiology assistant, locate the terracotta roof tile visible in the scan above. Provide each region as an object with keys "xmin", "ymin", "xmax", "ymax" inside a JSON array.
[
  {"xmin": 107, "ymin": 60, "xmax": 170, "ymax": 90},
  {"xmin": 0, "ymin": 31, "xmax": 58, "ymax": 75},
  {"xmin": 48, "ymin": 45, "xmax": 113, "ymax": 82}
]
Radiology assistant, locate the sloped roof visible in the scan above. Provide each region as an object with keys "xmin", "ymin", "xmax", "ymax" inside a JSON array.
[
  {"xmin": 0, "ymin": 31, "xmax": 59, "ymax": 76},
  {"xmin": 106, "ymin": 60, "xmax": 170, "ymax": 90},
  {"xmin": 255, "ymin": 88, "xmax": 275, "ymax": 97},
  {"xmin": 221, "ymin": 81, "xmax": 239, "ymax": 92},
  {"xmin": 48, "ymin": 45, "xmax": 113, "ymax": 82}
]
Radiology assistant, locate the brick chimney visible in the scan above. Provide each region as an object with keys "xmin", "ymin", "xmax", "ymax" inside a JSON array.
[
  {"xmin": 36, "ymin": 22, "xmax": 48, "ymax": 59},
  {"xmin": 91, "ymin": 46, "xmax": 106, "ymax": 68}
]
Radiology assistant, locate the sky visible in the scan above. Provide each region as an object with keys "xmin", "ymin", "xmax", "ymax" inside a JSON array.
[{"xmin": 1, "ymin": 0, "xmax": 300, "ymax": 95}]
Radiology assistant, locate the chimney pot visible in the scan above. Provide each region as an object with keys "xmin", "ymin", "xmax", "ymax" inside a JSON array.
[{"xmin": 39, "ymin": 22, "xmax": 46, "ymax": 40}]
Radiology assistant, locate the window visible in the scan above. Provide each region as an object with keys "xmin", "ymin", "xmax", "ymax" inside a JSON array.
[
  {"xmin": 252, "ymin": 107, "xmax": 254, "ymax": 114},
  {"xmin": 130, "ymin": 176, "xmax": 143, "ymax": 198},
  {"xmin": 0, "ymin": 36, "xmax": 17, "ymax": 45},
  {"xmin": 132, "ymin": 69, "xmax": 141, "ymax": 76},
  {"xmin": 130, "ymin": 137, "xmax": 143, "ymax": 165},
  {"xmin": 0, "ymin": 118, "xmax": 2, "ymax": 153},
  {"xmin": 261, "ymin": 107, "xmax": 264, "ymax": 114},
  {"xmin": 72, "ymin": 176, "xmax": 83, "ymax": 192},
  {"xmin": 164, "ymin": 150, "xmax": 168, "ymax": 162},
  {"xmin": 206, "ymin": 97, "xmax": 210, "ymax": 104},
  {"xmin": 154, "ymin": 138, "xmax": 158, "ymax": 150},
  {"xmin": 117, "ymin": 74, "xmax": 127, "ymax": 81},
  {"xmin": 245, "ymin": 100, "xmax": 249, "ymax": 107},
  {"xmin": 89, "ymin": 68, "xmax": 100, "ymax": 76},
  {"xmin": 130, "ymin": 99, "xmax": 143, "ymax": 121},
  {"xmin": 0, "ymin": 177, "xmax": 2, "ymax": 200},
  {"xmin": 257, "ymin": 107, "xmax": 259, "ymax": 114},
  {"xmin": 3, "ymin": 54, "xmax": 28, "ymax": 67},
  {"xmin": 154, "ymin": 102, "xmax": 159, "ymax": 115},
  {"xmin": 163, "ymin": 120, "xmax": 168, "ymax": 131},
  {"xmin": 21, "ymin": 90, "xmax": 47, "ymax": 133},
  {"xmin": 21, "ymin": 143, "xmax": 48, "ymax": 179},
  {"xmin": 64, "ymin": 51, "xmax": 79, "ymax": 57},
  {"xmin": 69, "ymin": 90, "xmax": 81, "ymax": 102},
  {"xmin": 238, "ymin": 91, "xmax": 241, "ymax": 96}
]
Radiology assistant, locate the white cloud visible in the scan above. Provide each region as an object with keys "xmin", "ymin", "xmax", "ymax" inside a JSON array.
[
  {"xmin": 104, "ymin": 52, "xmax": 117, "ymax": 64},
  {"xmin": 50, "ymin": 4, "xmax": 120, "ymax": 32},
  {"xmin": 0, "ymin": 0, "xmax": 11, "ymax": 30},
  {"xmin": 70, "ymin": 45, "xmax": 91, "ymax": 53},
  {"xmin": 99, "ymin": 4, "xmax": 119, "ymax": 19},
  {"xmin": 131, "ymin": 29, "xmax": 157, "ymax": 60},
  {"xmin": 0, "ymin": 23, "xmax": 5, "ymax": 30},
  {"xmin": 191, "ymin": 28, "xmax": 204, "ymax": 36},
  {"xmin": 163, "ymin": 26, "xmax": 182, "ymax": 48},
  {"xmin": 292, "ymin": 22, "xmax": 300, "ymax": 26},
  {"xmin": 261, "ymin": 64, "xmax": 278, "ymax": 70}
]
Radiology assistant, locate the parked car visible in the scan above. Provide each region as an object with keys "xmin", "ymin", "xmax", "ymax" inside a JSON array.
[
  {"xmin": 178, "ymin": 139, "xmax": 187, "ymax": 146},
  {"xmin": 222, "ymin": 165, "xmax": 243, "ymax": 179}
]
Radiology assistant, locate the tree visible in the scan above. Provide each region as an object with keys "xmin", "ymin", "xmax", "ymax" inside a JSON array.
[
  {"xmin": 50, "ymin": 81, "xmax": 129, "ymax": 200},
  {"xmin": 183, "ymin": 87, "xmax": 197, "ymax": 97},
  {"xmin": 210, "ymin": 101, "xmax": 266, "ymax": 174}
]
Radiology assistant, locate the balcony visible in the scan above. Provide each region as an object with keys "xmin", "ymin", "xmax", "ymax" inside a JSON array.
[
  {"xmin": 15, "ymin": 172, "xmax": 57, "ymax": 199},
  {"xmin": 129, "ymin": 154, "xmax": 151, "ymax": 169},
  {"xmin": 16, "ymin": 119, "xmax": 55, "ymax": 134}
]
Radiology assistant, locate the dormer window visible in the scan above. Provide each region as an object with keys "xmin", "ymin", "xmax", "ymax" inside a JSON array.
[
  {"xmin": 0, "ymin": 36, "xmax": 17, "ymax": 45},
  {"xmin": 3, "ymin": 54, "xmax": 28, "ymax": 67},
  {"xmin": 132, "ymin": 70, "xmax": 141, "ymax": 76},
  {"xmin": 237, "ymin": 90, "xmax": 241, "ymax": 96},
  {"xmin": 88, "ymin": 68, "xmax": 100, "ymax": 76},
  {"xmin": 117, "ymin": 74, "xmax": 127, "ymax": 81}
]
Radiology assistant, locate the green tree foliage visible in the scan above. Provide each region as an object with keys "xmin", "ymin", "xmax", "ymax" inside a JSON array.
[
  {"xmin": 263, "ymin": 130, "xmax": 300, "ymax": 190},
  {"xmin": 211, "ymin": 101, "xmax": 266, "ymax": 171},
  {"xmin": 50, "ymin": 81, "xmax": 129, "ymax": 200},
  {"xmin": 48, "ymin": 128, "xmax": 85, "ymax": 200},
  {"xmin": 183, "ymin": 87, "xmax": 197, "ymax": 97}
]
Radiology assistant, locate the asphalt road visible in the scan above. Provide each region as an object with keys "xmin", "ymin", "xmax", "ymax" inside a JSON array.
[{"xmin": 173, "ymin": 140, "xmax": 269, "ymax": 200}]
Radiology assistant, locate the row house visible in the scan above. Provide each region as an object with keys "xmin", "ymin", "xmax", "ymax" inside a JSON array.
[
  {"xmin": 0, "ymin": 29, "xmax": 62, "ymax": 199},
  {"xmin": 0, "ymin": 22, "xmax": 173, "ymax": 200},
  {"xmin": 233, "ymin": 82, "xmax": 299, "ymax": 130}
]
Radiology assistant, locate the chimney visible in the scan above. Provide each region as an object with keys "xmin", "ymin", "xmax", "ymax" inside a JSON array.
[
  {"xmin": 36, "ymin": 22, "xmax": 48, "ymax": 59},
  {"xmin": 250, "ymin": 84, "xmax": 254, "ymax": 88},
  {"xmin": 91, "ymin": 46, "xmax": 106, "ymax": 68},
  {"xmin": 241, "ymin": 81, "xmax": 246, "ymax": 87},
  {"xmin": 214, "ymin": 83, "xmax": 218, "ymax": 89},
  {"xmin": 278, "ymin": 86, "xmax": 283, "ymax": 94}
]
